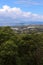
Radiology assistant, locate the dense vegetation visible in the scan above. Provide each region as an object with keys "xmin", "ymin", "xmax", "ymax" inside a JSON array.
[{"xmin": 0, "ymin": 26, "xmax": 43, "ymax": 65}]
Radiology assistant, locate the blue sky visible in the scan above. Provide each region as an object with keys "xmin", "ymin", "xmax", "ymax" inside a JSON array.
[{"xmin": 0, "ymin": 0, "xmax": 43, "ymax": 26}]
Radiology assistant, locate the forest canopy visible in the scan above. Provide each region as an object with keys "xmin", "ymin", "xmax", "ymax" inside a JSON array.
[{"xmin": 0, "ymin": 26, "xmax": 43, "ymax": 65}]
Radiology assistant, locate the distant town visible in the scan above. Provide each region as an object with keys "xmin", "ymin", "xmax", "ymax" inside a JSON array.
[{"xmin": 11, "ymin": 25, "xmax": 43, "ymax": 34}]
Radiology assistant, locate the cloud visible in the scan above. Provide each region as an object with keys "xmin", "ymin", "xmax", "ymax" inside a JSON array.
[{"xmin": 0, "ymin": 5, "xmax": 43, "ymax": 26}]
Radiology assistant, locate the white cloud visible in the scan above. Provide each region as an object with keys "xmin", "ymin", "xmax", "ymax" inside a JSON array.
[{"xmin": 0, "ymin": 5, "xmax": 43, "ymax": 25}]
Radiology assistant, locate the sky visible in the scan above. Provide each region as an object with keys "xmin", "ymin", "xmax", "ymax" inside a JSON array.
[{"xmin": 0, "ymin": 0, "xmax": 43, "ymax": 26}]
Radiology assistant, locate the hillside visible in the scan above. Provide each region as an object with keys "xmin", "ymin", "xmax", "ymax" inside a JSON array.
[{"xmin": 0, "ymin": 26, "xmax": 43, "ymax": 65}]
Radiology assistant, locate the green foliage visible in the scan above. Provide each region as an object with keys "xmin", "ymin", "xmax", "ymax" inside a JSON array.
[{"xmin": 0, "ymin": 26, "xmax": 43, "ymax": 65}]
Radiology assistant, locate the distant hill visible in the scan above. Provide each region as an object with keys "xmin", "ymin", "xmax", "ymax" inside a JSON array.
[{"xmin": 0, "ymin": 21, "xmax": 43, "ymax": 26}]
